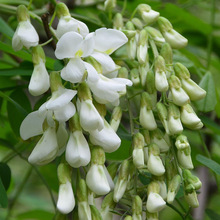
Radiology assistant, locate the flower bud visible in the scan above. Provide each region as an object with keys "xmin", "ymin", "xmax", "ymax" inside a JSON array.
[
  {"xmin": 130, "ymin": 68, "xmax": 141, "ymax": 86},
  {"xmin": 90, "ymin": 205, "xmax": 102, "ymax": 220},
  {"xmin": 145, "ymin": 27, "xmax": 165, "ymax": 47},
  {"xmin": 156, "ymin": 103, "xmax": 169, "ymax": 134},
  {"xmin": 132, "ymin": 195, "xmax": 142, "ymax": 220},
  {"xmin": 146, "ymin": 181, "xmax": 166, "ymax": 213},
  {"xmin": 137, "ymin": 4, "xmax": 160, "ymax": 25},
  {"xmin": 154, "ymin": 56, "xmax": 169, "ymax": 92},
  {"xmin": 157, "ymin": 17, "xmax": 188, "ymax": 49},
  {"xmin": 104, "ymin": 0, "xmax": 116, "ymax": 11},
  {"xmin": 183, "ymin": 169, "xmax": 202, "ymax": 193},
  {"xmin": 132, "ymin": 18, "xmax": 144, "ymax": 30},
  {"xmin": 177, "ymin": 146, "xmax": 193, "ymax": 169},
  {"xmin": 101, "ymin": 192, "xmax": 116, "ymax": 220},
  {"xmin": 77, "ymin": 178, "xmax": 92, "ymax": 220},
  {"xmin": 140, "ymin": 92, "xmax": 157, "ymax": 130},
  {"xmin": 12, "ymin": 5, "xmax": 39, "ymax": 51},
  {"xmin": 184, "ymin": 191, "xmax": 199, "ymax": 208},
  {"xmin": 56, "ymin": 3, "xmax": 70, "ymax": 18},
  {"xmin": 110, "ymin": 106, "xmax": 122, "ymax": 132},
  {"xmin": 169, "ymin": 75, "xmax": 189, "ymax": 106},
  {"xmin": 147, "ymin": 144, "xmax": 165, "ymax": 176},
  {"xmin": 168, "ymin": 104, "xmax": 183, "ymax": 135},
  {"xmin": 132, "ymin": 133, "xmax": 145, "ymax": 169},
  {"xmin": 113, "ymin": 13, "xmax": 124, "ymax": 30},
  {"xmin": 137, "ymin": 29, "xmax": 148, "ymax": 64},
  {"xmin": 57, "ymin": 163, "xmax": 75, "ymax": 214},
  {"xmin": 146, "ymin": 211, "xmax": 158, "ymax": 220},
  {"xmin": 175, "ymin": 135, "xmax": 189, "ymax": 150},
  {"xmin": 139, "ymin": 63, "xmax": 149, "ymax": 87},
  {"xmin": 113, "ymin": 160, "xmax": 130, "ymax": 202},
  {"xmin": 124, "ymin": 216, "xmax": 132, "ymax": 220},
  {"xmin": 145, "ymin": 70, "xmax": 157, "ymax": 107},
  {"xmin": 167, "ymin": 174, "xmax": 181, "ymax": 204},
  {"xmin": 160, "ymin": 43, "xmax": 173, "ymax": 66},
  {"xmin": 150, "ymin": 129, "xmax": 170, "ymax": 152},
  {"xmin": 165, "ymin": 157, "xmax": 177, "ymax": 185},
  {"xmin": 180, "ymin": 104, "xmax": 203, "ymax": 129}
]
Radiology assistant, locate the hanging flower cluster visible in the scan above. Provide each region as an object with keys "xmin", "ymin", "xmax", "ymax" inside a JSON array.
[{"xmin": 13, "ymin": 1, "xmax": 206, "ymax": 219}]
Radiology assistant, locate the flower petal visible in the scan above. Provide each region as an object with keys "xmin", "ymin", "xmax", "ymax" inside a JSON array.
[
  {"xmin": 84, "ymin": 61, "xmax": 99, "ymax": 82},
  {"xmin": 55, "ymin": 32, "xmax": 83, "ymax": 59},
  {"xmin": 61, "ymin": 58, "xmax": 86, "ymax": 83},
  {"xmin": 81, "ymin": 33, "xmax": 94, "ymax": 57},
  {"xmin": 54, "ymin": 102, "xmax": 76, "ymax": 122},
  {"xmin": 94, "ymin": 28, "xmax": 128, "ymax": 54},
  {"xmin": 20, "ymin": 111, "xmax": 46, "ymax": 140}
]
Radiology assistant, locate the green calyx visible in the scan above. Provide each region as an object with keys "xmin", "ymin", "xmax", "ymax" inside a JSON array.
[
  {"xmin": 145, "ymin": 70, "xmax": 156, "ymax": 94},
  {"xmin": 91, "ymin": 146, "xmax": 105, "ymax": 165},
  {"xmin": 57, "ymin": 163, "xmax": 71, "ymax": 184},
  {"xmin": 17, "ymin": 5, "xmax": 29, "ymax": 22},
  {"xmin": 133, "ymin": 133, "xmax": 145, "ymax": 149},
  {"xmin": 161, "ymin": 43, "xmax": 173, "ymax": 65},
  {"xmin": 168, "ymin": 103, "xmax": 180, "ymax": 119},
  {"xmin": 148, "ymin": 143, "xmax": 160, "ymax": 156},
  {"xmin": 174, "ymin": 63, "xmax": 190, "ymax": 80},
  {"xmin": 141, "ymin": 92, "xmax": 153, "ymax": 110},
  {"xmin": 142, "ymin": 130, "xmax": 151, "ymax": 145},
  {"xmin": 77, "ymin": 178, "xmax": 88, "ymax": 202},
  {"xmin": 113, "ymin": 13, "xmax": 124, "ymax": 29},
  {"xmin": 78, "ymin": 82, "xmax": 92, "ymax": 101},
  {"xmin": 157, "ymin": 16, "xmax": 173, "ymax": 32},
  {"xmin": 56, "ymin": 2, "xmax": 70, "ymax": 18},
  {"xmin": 32, "ymin": 46, "xmax": 46, "ymax": 65},
  {"xmin": 169, "ymin": 75, "xmax": 181, "ymax": 89},
  {"xmin": 50, "ymin": 71, "xmax": 63, "ymax": 92},
  {"xmin": 148, "ymin": 181, "xmax": 160, "ymax": 194},
  {"xmin": 69, "ymin": 113, "xmax": 81, "ymax": 132},
  {"xmin": 156, "ymin": 102, "xmax": 168, "ymax": 121},
  {"xmin": 154, "ymin": 55, "xmax": 166, "ymax": 74},
  {"xmin": 132, "ymin": 195, "xmax": 142, "ymax": 215}
]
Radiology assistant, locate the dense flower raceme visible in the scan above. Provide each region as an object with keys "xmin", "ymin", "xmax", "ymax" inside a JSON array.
[{"xmin": 14, "ymin": 2, "xmax": 207, "ymax": 219}]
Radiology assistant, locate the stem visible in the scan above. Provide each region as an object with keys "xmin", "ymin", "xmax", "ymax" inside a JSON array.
[
  {"xmin": 39, "ymin": 38, "xmax": 53, "ymax": 47},
  {"xmin": 6, "ymin": 166, "xmax": 33, "ymax": 220},
  {"xmin": 206, "ymin": 0, "xmax": 216, "ymax": 69},
  {"xmin": 130, "ymin": 7, "xmax": 137, "ymax": 20},
  {"xmin": 149, "ymin": 39, "xmax": 159, "ymax": 58},
  {"xmin": 28, "ymin": 0, "xmax": 33, "ymax": 10},
  {"xmin": 166, "ymin": 203, "xmax": 185, "ymax": 220},
  {"xmin": 121, "ymin": 0, "xmax": 127, "ymax": 15},
  {"xmin": 126, "ymin": 93, "xmax": 134, "ymax": 136}
]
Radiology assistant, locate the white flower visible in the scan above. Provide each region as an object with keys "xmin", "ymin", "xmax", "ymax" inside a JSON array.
[
  {"xmin": 133, "ymin": 148, "xmax": 145, "ymax": 169},
  {"xmin": 113, "ymin": 178, "xmax": 128, "ymax": 203},
  {"xmin": 12, "ymin": 20, "xmax": 39, "ymax": 51},
  {"xmin": 87, "ymin": 74, "xmax": 132, "ymax": 106},
  {"xmin": 78, "ymin": 201, "xmax": 92, "ymax": 220},
  {"xmin": 89, "ymin": 119, "xmax": 121, "ymax": 153},
  {"xmin": 157, "ymin": 180, "xmax": 167, "ymax": 200},
  {"xmin": 140, "ymin": 107, "xmax": 157, "ymax": 130},
  {"xmin": 56, "ymin": 122, "xmax": 69, "ymax": 155},
  {"xmin": 77, "ymin": 99, "xmax": 104, "ymax": 132},
  {"xmin": 177, "ymin": 149, "xmax": 194, "ymax": 169},
  {"xmin": 65, "ymin": 130, "xmax": 91, "ymax": 168},
  {"xmin": 28, "ymin": 60, "xmax": 50, "ymax": 96},
  {"xmin": 28, "ymin": 126, "xmax": 58, "ymax": 165},
  {"xmin": 147, "ymin": 154, "xmax": 165, "ymax": 176},
  {"xmin": 56, "ymin": 15, "xmax": 89, "ymax": 38},
  {"xmin": 168, "ymin": 116, "xmax": 183, "ymax": 135},
  {"xmin": 151, "ymin": 136, "xmax": 170, "ymax": 153},
  {"xmin": 86, "ymin": 164, "xmax": 111, "ymax": 195},
  {"xmin": 146, "ymin": 192, "xmax": 166, "ymax": 213},
  {"xmin": 170, "ymin": 87, "xmax": 189, "ymax": 106},
  {"xmin": 57, "ymin": 181, "xmax": 75, "ymax": 214}
]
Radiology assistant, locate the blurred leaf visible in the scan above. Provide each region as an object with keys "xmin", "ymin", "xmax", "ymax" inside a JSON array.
[
  {"xmin": 0, "ymin": 178, "xmax": 8, "ymax": 208},
  {"xmin": 106, "ymin": 139, "xmax": 131, "ymax": 161},
  {"xmin": 16, "ymin": 210, "xmax": 54, "ymax": 220},
  {"xmin": 0, "ymin": 17, "xmax": 14, "ymax": 38},
  {"xmin": 0, "ymin": 68, "xmax": 32, "ymax": 76},
  {"xmin": 0, "ymin": 42, "xmax": 55, "ymax": 69},
  {"xmin": 200, "ymin": 115, "xmax": 220, "ymax": 135},
  {"xmin": 0, "ymin": 162, "xmax": 11, "ymax": 191},
  {"xmin": 0, "ymin": 76, "xmax": 16, "ymax": 88},
  {"xmin": 0, "ymin": 138, "xmax": 14, "ymax": 149},
  {"xmin": 206, "ymin": 208, "xmax": 220, "ymax": 220},
  {"xmin": 195, "ymin": 72, "xmax": 217, "ymax": 112},
  {"xmin": 138, "ymin": 172, "xmax": 151, "ymax": 185},
  {"xmin": 7, "ymin": 88, "xmax": 31, "ymax": 136},
  {"xmin": 196, "ymin": 154, "xmax": 220, "ymax": 175}
]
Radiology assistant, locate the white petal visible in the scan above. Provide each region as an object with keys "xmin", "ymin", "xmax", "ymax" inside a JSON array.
[
  {"xmin": 177, "ymin": 150, "xmax": 194, "ymax": 169},
  {"xmin": 74, "ymin": 19, "xmax": 89, "ymax": 37},
  {"xmin": 171, "ymin": 87, "xmax": 189, "ymax": 106},
  {"xmin": 78, "ymin": 99, "xmax": 104, "ymax": 132},
  {"xmin": 81, "ymin": 33, "xmax": 95, "ymax": 57},
  {"xmin": 20, "ymin": 111, "xmax": 46, "ymax": 140},
  {"xmin": 146, "ymin": 192, "xmax": 166, "ymax": 213},
  {"xmin": 55, "ymin": 32, "xmax": 83, "ymax": 59},
  {"xmin": 28, "ymin": 60, "xmax": 50, "ymax": 96},
  {"xmin": 94, "ymin": 28, "xmax": 128, "ymax": 54},
  {"xmin": 91, "ymin": 52, "xmax": 116, "ymax": 73},
  {"xmin": 78, "ymin": 201, "xmax": 92, "ymax": 220},
  {"xmin": 57, "ymin": 181, "xmax": 75, "ymax": 214},
  {"xmin": 103, "ymin": 165, "xmax": 114, "ymax": 190},
  {"xmin": 28, "ymin": 127, "xmax": 58, "ymax": 165},
  {"xmin": 12, "ymin": 28, "xmax": 23, "ymax": 51},
  {"xmin": 112, "ymin": 78, "xmax": 133, "ymax": 87},
  {"xmin": 56, "ymin": 122, "xmax": 68, "ymax": 155},
  {"xmin": 46, "ymin": 87, "xmax": 77, "ymax": 110},
  {"xmin": 168, "ymin": 116, "xmax": 183, "ymax": 135},
  {"xmin": 84, "ymin": 62, "xmax": 99, "ymax": 82},
  {"xmin": 90, "ymin": 119, "xmax": 121, "ymax": 153},
  {"xmin": 54, "ymin": 102, "xmax": 76, "ymax": 122},
  {"xmin": 147, "ymin": 155, "xmax": 165, "ymax": 176},
  {"xmin": 133, "ymin": 148, "xmax": 145, "ymax": 169},
  {"xmin": 155, "ymin": 71, "xmax": 169, "ymax": 92},
  {"xmin": 113, "ymin": 179, "xmax": 128, "ymax": 202},
  {"xmin": 65, "ymin": 130, "xmax": 91, "ymax": 168},
  {"xmin": 140, "ymin": 107, "xmax": 157, "ymax": 130},
  {"xmin": 16, "ymin": 20, "xmax": 39, "ymax": 49},
  {"xmin": 86, "ymin": 164, "xmax": 110, "ymax": 195},
  {"xmin": 61, "ymin": 58, "xmax": 86, "ymax": 83},
  {"xmin": 142, "ymin": 10, "xmax": 160, "ymax": 25}
]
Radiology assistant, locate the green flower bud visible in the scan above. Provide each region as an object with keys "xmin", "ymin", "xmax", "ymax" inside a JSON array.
[
  {"xmin": 184, "ymin": 190, "xmax": 199, "ymax": 208},
  {"xmin": 157, "ymin": 17, "xmax": 173, "ymax": 32},
  {"xmin": 32, "ymin": 46, "xmax": 46, "ymax": 65},
  {"xmin": 145, "ymin": 27, "xmax": 165, "ymax": 47},
  {"xmin": 56, "ymin": 2, "xmax": 70, "ymax": 18},
  {"xmin": 122, "ymin": 30, "xmax": 137, "ymax": 39},
  {"xmin": 142, "ymin": 130, "xmax": 151, "ymax": 145},
  {"xmin": 90, "ymin": 205, "xmax": 102, "ymax": 220},
  {"xmin": 78, "ymin": 82, "xmax": 92, "ymax": 101},
  {"xmin": 85, "ymin": 56, "xmax": 102, "ymax": 74},
  {"xmin": 113, "ymin": 13, "xmax": 124, "ymax": 30},
  {"xmin": 174, "ymin": 63, "xmax": 190, "ymax": 80},
  {"xmin": 110, "ymin": 106, "xmax": 122, "ymax": 132},
  {"xmin": 126, "ymin": 21, "xmax": 136, "ymax": 30},
  {"xmin": 146, "ymin": 211, "xmax": 158, "ymax": 220},
  {"xmin": 132, "ymin": 195, "xmax": 142, "ymax": 219},
  {"xmin": 160, "ymin": 43, "xmax": 173, "ymax": 66},
  {"xmin": 69, "ymin": 113, "xmax": 81, "ymax": 132},
  {"xmin": 156, "ymin": 103, "xmax": 169, "ymax": 133},
  {"xmin": 131, "ymin": 68, "xmax": 141, "ymax": 86},
  {"xmin": 124, "ymin": 216, "xmax": 132, "ymax": 220},
  {"xmin": 167, "ymin": 174, "xmax": 181, "ymax": 204},
  {"xmin": 175, "ymin": 135, "xmax": 189, "ymax": 150},
  {"xmin": 107, "ymin": 162, "xmax": 119, "ymax": 180},
  {"xmin": 118, "ymin": 67, "xmax": 129, "ymax": 78},
  {"xmin": 93, "ymin": 101, "xmax": 106, "ymax": 117},
  {"xmin": 104, "ymin": 0, "xmax": 116, "ymax": 12},
  {"xmin": 133, "ymin": 133, "xmax": 145, "ymax": 169},
  {"xmin": 132, "ymin": 17, "xmax": 144, "ymax": 30},
  {"xmin": 177, "ymin": 146, "xmax": 193, "ymax": 170},
  {"xmin": 77, "ymin": 178, "xmax": 88, "ymax": 202}
]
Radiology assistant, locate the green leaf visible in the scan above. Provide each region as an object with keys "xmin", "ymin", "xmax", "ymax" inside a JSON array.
[
  {"xmin": 0, "ymin": 17, "xmax": 14, "ymax": 38},
  {"xmin": 196, "ymin": 154, "xmax": 220, "ymax": 175},
  {"xmin": 0, "ymin": 163, "xmax": 11, "ymax": 191},
  {"xmin": 7, "ymin": 88, "xmax": 31, "ymax": 136},
  {"xmin": 0, "ymin": 178, "xmax": 8, "ymax": 208},
  {"xmin": 206, "ymin": 209, "xmax": 220, "ymax": 220},
  {"xmin": 194, "ymin": 72, "xmax": 217, "ymax": 112},
  {"xmin": 16, "ymin": 210, "xmax": 54, "ymax": 220},
  {"xmin": 200, "ymin": 115, "xmax": 220, "ymax": 135},
  {"xmin": 106, "ymin": 139, "xmax": 131, "ymax": 161},
  {"xmin": 0, "ymin": 76, "xmax": 16, "ymax": 88}
]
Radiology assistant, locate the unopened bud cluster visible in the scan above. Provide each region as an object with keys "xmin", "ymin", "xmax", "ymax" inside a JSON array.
[{"xmin": 13, "ymin": 1, "xmax": 205, "ymax": 219}]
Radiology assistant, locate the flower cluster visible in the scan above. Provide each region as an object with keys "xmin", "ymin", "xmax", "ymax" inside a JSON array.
[{"xmin": 13, "ymin": 1, "xmax": 205, "ymax": 219}]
